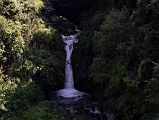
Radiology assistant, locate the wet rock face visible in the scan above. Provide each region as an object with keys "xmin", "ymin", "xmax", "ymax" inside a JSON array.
[
  {"xmin": 50, "ymin": 92, "xmax": 100, "ymax": 118},
  {"xmin": 48, "ymin": 0, "xmax": 98, "ymax": 24},
  {"xmin": 51, "ymin": 16, "xmax": 76, "ymax": 35},
  {"xmin": 48, "ymin": 0, "xmax": 81, "ymax": 24},
  {"xmin": 43, "ymin": 0, "xmax": 55, "ymax": 16}
]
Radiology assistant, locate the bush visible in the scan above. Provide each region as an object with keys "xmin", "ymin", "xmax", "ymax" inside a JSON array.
[
  {"xmin": 2, "ymin": 82, "xmax": 44, "ymax": 119},
  {"xmin": 8, "ymin": 101, "xmax": 66, "ymax": 120}
]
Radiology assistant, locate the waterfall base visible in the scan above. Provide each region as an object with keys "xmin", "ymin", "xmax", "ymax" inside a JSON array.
[
  {"xmin": 51, "ymin": 89, "xmax": 91, "ymax": 106},
  {"xmin": 50, "ymin": 90, "xmax": 115, "ymax": 120},
  {"xmin": 57, "ymin": 88, "xmax": 85, "ymax": 98}
]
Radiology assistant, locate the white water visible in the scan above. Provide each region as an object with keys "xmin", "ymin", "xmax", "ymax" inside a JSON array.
[
  {"xmin": 57, "ymin": 29, "xmax": 82, "ymax": 98},
  {"xmin": 63, "ymin": 35, "xmax": 75, "ymax": 88}
]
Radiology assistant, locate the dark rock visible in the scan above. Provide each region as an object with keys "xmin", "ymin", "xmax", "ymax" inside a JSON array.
[{"xmin": 50, "ymin": 90, "xmax": 115, "ymax": 120}]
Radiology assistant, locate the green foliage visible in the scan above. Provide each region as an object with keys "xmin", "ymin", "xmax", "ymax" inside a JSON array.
[
  {"xmin": 73, "ymin": 11, "xmax": 106, "ymax": 92},
  {"xmin": 7, "ymin": 100, "xmax": 96, "ymax": 120},
  {"xmin": 91, "ymin": 9, "xmax": 128, "ymax": 85},
  {"xmin": 0, "ymin": 16, "xmax": 24, "ymax": 64},
  {"xmin": 0, "ymin": 0, "xmax": 17, "ymax": 19},
  {"xmin": 145, "ymin": 64, "xmax": 159, "ymax": 111},
  {"xmin": 27, "ymin": 46, "xmax": 64, "ymax": 92},
  {"xmin": 0, "ymin": 74, "xmax": 19, "ymax": 114},
  {"xmin": 3, "ymin": 82, "xmax": 44, "ymax": 119},
  {"xmin": 0, "ymin": 0, "xmax": 65, "ymax": 119},
  {"xmin": 75, "ymin": 0, "xmax": 159, "ymax": 119},
  {"xmin": 18, "ymin": 101, "xmax": 66, "ymax": 120},
  {"xmin": 90, "ymin": 10, "xmax": 138, "ymax": 118}
]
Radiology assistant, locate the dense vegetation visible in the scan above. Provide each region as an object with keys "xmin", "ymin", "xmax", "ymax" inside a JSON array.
[{"xmin": 1, "ymin": 0, "xmax": 159, "ymax": 120}]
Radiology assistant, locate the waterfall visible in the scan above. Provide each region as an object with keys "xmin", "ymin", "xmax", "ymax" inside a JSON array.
[
  {"xmin": 62, "ymin": 29, "xmax": 80, "ymax": 88},
  {"xmin": 57, "ymin": 29, "xmax": 81, "ymax": 98},
  {"xmin": 62, "ymin": 34, "xmax": 77, "ymax": 88}
]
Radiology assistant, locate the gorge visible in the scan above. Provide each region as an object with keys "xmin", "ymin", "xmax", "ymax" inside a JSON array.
[{"xmin": 1, "ymin": 0, "xmax": 159, "ymax": 120}]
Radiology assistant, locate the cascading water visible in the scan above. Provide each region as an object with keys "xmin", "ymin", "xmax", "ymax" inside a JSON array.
[
  {"xmin": 56, "ymin": 29, "xmax": 84, "ymax": 98},
  {"xmin": 63, "ymin": 34, "xmax": 77, "ymax": 89}
]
